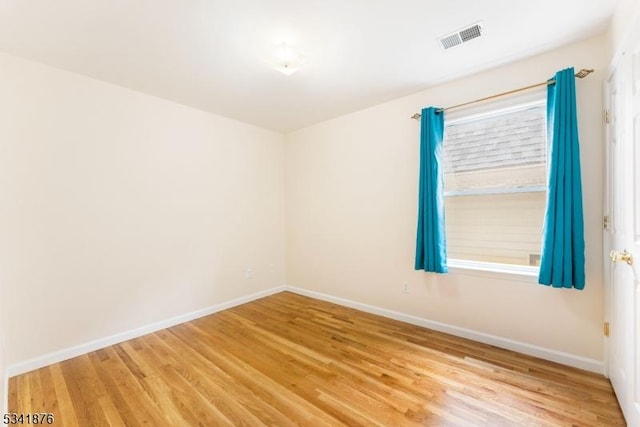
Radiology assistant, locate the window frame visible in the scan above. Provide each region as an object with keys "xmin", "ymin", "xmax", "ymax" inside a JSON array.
[{"xmin": 442, "ymin": 95, "xmax": 547, "ymax": 278}]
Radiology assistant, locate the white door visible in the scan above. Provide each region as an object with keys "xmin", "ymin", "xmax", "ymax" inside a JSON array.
[{"xmin": 606, "ymin": 28, "xmax": 640, "ymax": 427}]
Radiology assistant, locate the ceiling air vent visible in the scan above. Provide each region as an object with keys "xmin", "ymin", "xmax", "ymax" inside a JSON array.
[{"xmin": 439, "ymin": 22, "xmax": 483, "ymax": 50}]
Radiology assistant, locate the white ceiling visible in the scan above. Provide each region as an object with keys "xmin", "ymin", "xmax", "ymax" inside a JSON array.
[{"xmin": 0, "ymin": 0, "xmax": 617, "ymax": 132}]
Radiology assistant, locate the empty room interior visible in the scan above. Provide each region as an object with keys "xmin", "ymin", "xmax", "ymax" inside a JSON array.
[{"xmin": 1, "ymin": 0, "xmax": 640, "ymax": 425}]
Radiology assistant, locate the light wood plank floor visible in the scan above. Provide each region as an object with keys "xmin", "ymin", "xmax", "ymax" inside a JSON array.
[{"xmin": 10, "ymin": 292, "xmax": 625, "ymax": 426}]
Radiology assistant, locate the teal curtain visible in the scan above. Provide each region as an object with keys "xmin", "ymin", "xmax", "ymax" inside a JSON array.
[
  {"xmin": 415, "ymin": 107, "xmax": 447, "ymax": 273},
  {"xmin": 539, "ymin": 68, "xmax": 585, "ymax": 289}
]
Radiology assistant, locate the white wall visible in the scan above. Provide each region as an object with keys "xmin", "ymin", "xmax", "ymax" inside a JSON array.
[
  {"xmin": 286, "ymin": 35, "xmax": 608, "ymax": 363},
  {"xmin": 0, "ymin": 52, "xmax": 286, "ymax": 367},
  {"xmin": 606, "ymin": 0, "xmax": 640, "ymax": 60}
]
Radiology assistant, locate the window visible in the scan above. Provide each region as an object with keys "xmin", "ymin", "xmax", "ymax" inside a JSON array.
[{"xmin": 442, "ymin": 101, "xmax": 546, "ymax": 268}]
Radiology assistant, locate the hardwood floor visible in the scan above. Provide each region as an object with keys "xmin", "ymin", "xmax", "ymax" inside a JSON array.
[{"xmin": 9, "ymin": 291, "xmax": 625, "ymax": 426}]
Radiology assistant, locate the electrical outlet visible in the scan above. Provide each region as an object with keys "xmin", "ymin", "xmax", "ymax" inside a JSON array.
[
  {"xmin": 403, "ymin": 282, "xmax": 410, "ymax": 293},
  {"xmin": 268, "ymin": 263, "xmax": 275, "ymax": 273},
  {"xmin": 245, "ymin": 267, "xmax": 253, "ymax": 279}
]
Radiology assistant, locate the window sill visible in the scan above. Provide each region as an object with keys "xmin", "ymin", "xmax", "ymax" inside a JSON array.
[{"xmin": 447, "ymin": 259, "xmax": 539, "ymax": 283}]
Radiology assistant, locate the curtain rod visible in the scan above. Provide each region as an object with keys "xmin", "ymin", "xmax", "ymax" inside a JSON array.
[{"xmin": 410, "ymin": 68, "xmax": 594, "ymax": 120}]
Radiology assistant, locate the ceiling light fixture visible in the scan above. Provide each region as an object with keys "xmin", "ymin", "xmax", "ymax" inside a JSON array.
[{"xmin": 273, "ymin": 42, "xmax": 304, "ymax": 75}]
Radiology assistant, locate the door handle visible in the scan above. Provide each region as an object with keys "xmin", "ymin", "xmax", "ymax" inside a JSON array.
[{"xmin": 610, "ymin": 249, "xmax": 634, "ymax": 265}]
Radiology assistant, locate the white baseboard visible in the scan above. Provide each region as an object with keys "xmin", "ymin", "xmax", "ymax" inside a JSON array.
[
  {"xmin": 6, "ymin": 283, "xmax": 603, "ymax": 384},
  {"xmin": 6, "ymin": 286, "xmax": 286, "ymax": 378},
  {"xmin": 285, "ymin": 286, "xmax": 604, "ymax": 374}
]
